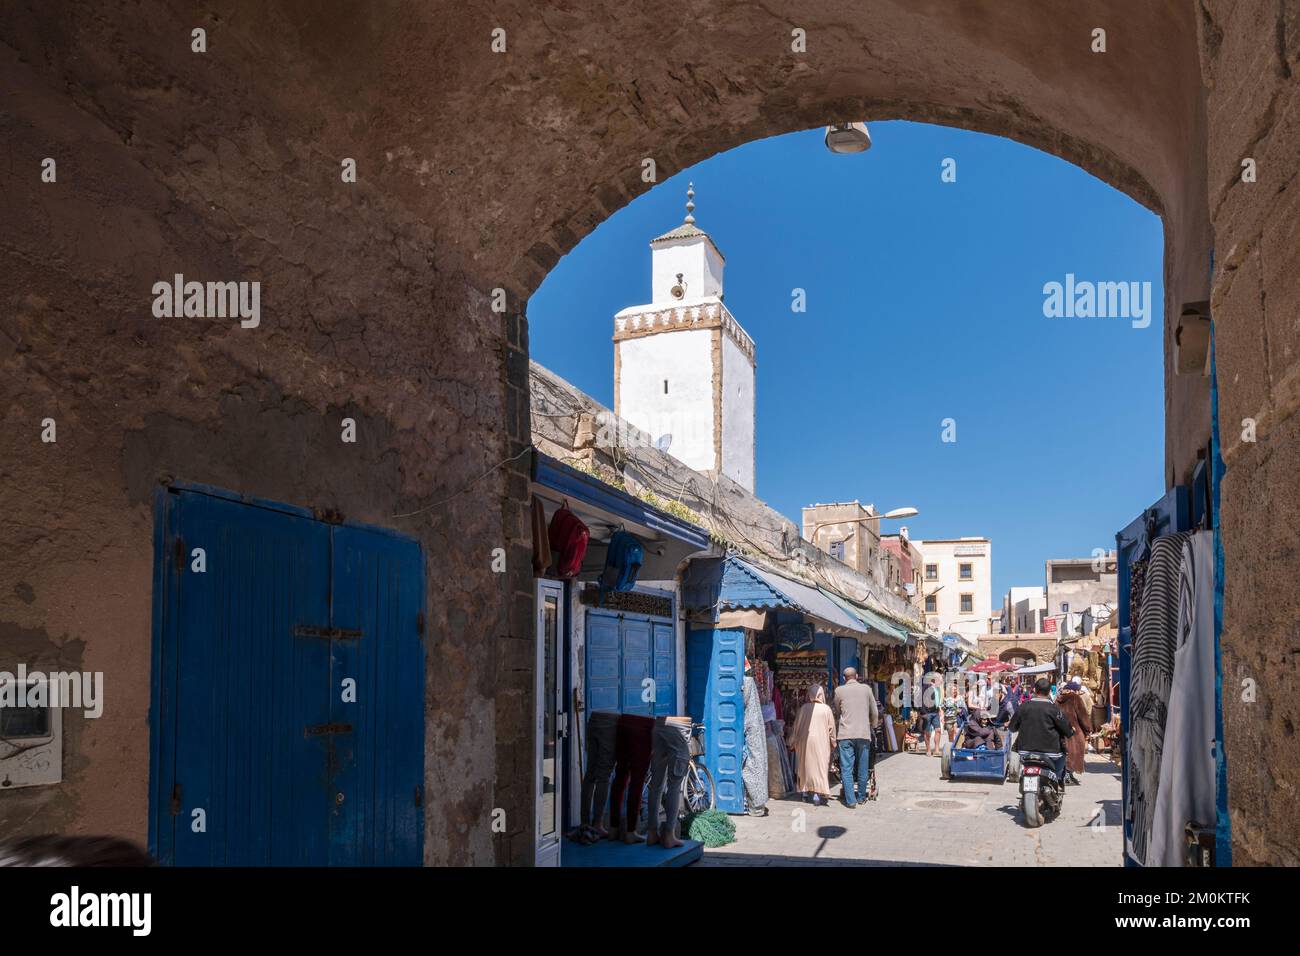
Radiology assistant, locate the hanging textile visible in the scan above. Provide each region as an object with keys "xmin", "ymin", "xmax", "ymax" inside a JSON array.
[
  {"xmin": 1149, "ymin": 531, "xmax": 1217, "ymax": 866},
  {"xmin": 1128, "ymin": 530, "xmax": 1193, "ymax": 865},
  {"xmin": 741, "ymin": 674, "xmax": 769, "ymax": 812}
]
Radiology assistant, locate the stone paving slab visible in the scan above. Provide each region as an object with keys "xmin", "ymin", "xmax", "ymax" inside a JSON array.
[{"xmin": 697, "ymin": 750, "xmax": 1122, "ymax": 867}]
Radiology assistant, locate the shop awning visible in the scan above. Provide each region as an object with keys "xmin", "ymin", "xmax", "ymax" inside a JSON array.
[
  {"xmin": 532, "ymin": 452, "xmax": 712, "ymax": 581},
  {"xmin": 817, "ymin": 587, "xmax": 908, "ymax": 646},
  {"xmin": 683, "ymin": 556, "xmax": 869, "ymax": 638}
]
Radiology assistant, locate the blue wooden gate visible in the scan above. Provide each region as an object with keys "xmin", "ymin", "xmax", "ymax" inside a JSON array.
[
  {"xmin": 686, "ymin": 626, "xmax": 745, "ymax": 813},
  {"xmin": 149, "ymin": 485, "xmax": 425, "ymax": 866}
]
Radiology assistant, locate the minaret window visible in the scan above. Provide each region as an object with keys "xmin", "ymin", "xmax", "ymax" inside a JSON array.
[{"xmin": 663, "ymin": 380, "xmax": 669, "ymax": 394}]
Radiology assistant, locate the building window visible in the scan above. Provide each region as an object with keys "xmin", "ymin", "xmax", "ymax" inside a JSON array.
[
  {"xmin": 959, "ymin": 563, "xmax": 972, "ymax": 580},
  {"xmin": 960, "ymin": 594, "xmax": 973, "ymax": 614},
  {"xmin": 829, "ymin": 539, "xmax": 846, "ymax": 561},
  {"xmin": 924, "ymin": 594, "xmax": 937, "ymax": 613},
  {"xmin": 925, "ymin": 564, "xmax": 938, "ymax": 581},
  {"xmin": 663, "ymin": 380, "xmax": 669, "ymax": 394}
]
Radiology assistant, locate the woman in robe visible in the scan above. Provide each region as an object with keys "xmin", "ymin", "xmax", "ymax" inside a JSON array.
[
  {"xmin": 786, "ymin": 684, "xmax": 836, "ymax": 805},
  {"xmin": 1056, "ymin": 681, "xmax": 1093, "ymax": 784}
]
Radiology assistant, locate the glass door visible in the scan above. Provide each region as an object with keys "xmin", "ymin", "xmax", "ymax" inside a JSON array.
[{"xmin": 535, "ymin": 580, "xmax": 565, "ymax": 866}]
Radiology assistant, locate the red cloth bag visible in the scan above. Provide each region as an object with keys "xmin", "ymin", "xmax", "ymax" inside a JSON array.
[{"xmin": 547, "ymin": 505, "xmax": 589, "ymax": 579}]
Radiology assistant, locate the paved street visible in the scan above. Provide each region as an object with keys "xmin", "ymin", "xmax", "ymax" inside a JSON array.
[{"xmin": 697, "ymin": 749, "xmax": 1122, "ymax": 866}]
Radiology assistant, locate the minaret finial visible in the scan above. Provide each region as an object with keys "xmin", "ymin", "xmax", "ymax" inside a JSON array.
[{"xmin": 684, "ymin": 181, "xmax": 696, "ymax": 224}]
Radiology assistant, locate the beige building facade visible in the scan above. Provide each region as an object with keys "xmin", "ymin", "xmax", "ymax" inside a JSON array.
[{"xmin": 918, "ymin": 537, "xmax": 993, "ymax": 639}]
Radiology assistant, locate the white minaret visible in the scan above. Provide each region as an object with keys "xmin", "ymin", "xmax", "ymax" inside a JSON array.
[{"xmin": 614, "ymin": 183, "xmax": 757, "ymax": 491}]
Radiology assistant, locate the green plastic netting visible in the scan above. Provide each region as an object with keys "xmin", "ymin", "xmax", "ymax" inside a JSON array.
[{"xmin": 685, "ymin": 808, "xmax": 736, "ymax": 847}]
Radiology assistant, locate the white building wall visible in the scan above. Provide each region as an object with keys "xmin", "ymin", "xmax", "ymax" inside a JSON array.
[
  {"xmin": 651, "ymin": 238, "xmax": 724, "ymax": 303},
  {"xmin": 720, "ymin": 333, "xmax": 755, "ymax": 491},
  {"xmin": 618, "ymin": 328, "xmax": 715, "ymax": 473},
  {"xmin": 918, "ymin": 539, "xmax": 993, "ymax": 639}
]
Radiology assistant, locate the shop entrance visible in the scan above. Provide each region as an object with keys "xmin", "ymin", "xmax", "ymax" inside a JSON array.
[{"xmin": 149, "ymin": 484, "xmax": 426, "ymax": 866}]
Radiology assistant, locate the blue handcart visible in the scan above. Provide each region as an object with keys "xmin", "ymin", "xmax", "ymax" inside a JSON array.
[{"xmin": 940, "ymin": 716, "xmax": 1018, "ymax": 782}]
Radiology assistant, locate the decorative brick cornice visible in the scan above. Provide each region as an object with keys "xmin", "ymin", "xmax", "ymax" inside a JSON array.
[{"xmin": 613, "ymin": 300, "xmax": 756, "ymax": 364}]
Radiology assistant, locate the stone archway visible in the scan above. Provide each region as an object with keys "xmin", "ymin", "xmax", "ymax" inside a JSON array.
[
  {"xmin": 999, "ymin": 648, "xmax": 1037, "ymax": 665},
  {"xmin": 1, "ymin": 1, "xmax": 1294, "ymax": 865}
]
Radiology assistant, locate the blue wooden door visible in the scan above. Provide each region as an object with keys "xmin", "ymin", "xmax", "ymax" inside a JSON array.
[
  {"xmin": 150, "ymin": 486, "xmax": 425, "ymax": 866},
  {"xmin": 328, "ymin": 525, "xmax": 426, "ymax": 865},
  {"xmin": 585, "ymin": 610, "xmax": 675, "ymax": 717},
  {"xmin": 686, "ymin": 627, "xmax": 744, "ymax": 813}
]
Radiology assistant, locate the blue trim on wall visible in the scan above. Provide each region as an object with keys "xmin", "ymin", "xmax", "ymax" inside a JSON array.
[
  {"xmin": 532, "ymin": 452, "xmax": 711, "ymax": 551},
  {"xmin": 1209, "ymin": 327, "xmax": 1233, "ymax": 865}
]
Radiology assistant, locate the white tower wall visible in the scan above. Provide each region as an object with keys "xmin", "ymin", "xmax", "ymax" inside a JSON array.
[
  {"xmin": 721, "ymin": 334, "xmax": 755, "ymax": 489},
  {"xmin": 651, "ymin": 238, "xmax": 724, "ymax": 304},
  {"xmin": 617, "ymin": 328, "xmax": 716, "ymax": 473}
]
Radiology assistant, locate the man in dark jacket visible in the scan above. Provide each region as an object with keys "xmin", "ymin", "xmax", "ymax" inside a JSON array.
[{"xmin": 1009, "ymin": 678, "xmax": 1073, "ymax": 781}]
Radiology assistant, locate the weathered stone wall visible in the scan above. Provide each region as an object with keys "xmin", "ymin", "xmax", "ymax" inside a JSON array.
[
  {"xmin": 1200, "ymin": 0, "xmax": 1300, "ymax": 866},
  {"xmin": 977, "ymin": 636, "xmax": 1058, "ymax": 663},
  {"xmin": 0, "ymin": 3, "xmax": 533, "ymax": 865},
  {"xmin": 1, "ymin": 0, "xmax": 1293, "ymax": 865}
]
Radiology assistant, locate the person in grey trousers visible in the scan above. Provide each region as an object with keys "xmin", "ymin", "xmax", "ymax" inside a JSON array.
[
  {"xmin": 645, "ymin": 715, "xmax": 693, "ymax": 849},
  {"xmin": 832, "ymin": 668, "xmax": 879, "ymax": 808}
]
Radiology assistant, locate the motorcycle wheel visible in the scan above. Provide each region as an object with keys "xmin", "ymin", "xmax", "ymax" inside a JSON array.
[
  {"xmin": 1022, "ymin": 791, "xmax": 1043, "ymax": 828},
  {"xmin": 1007, "ymin": 751, "xmax": 1020, "ymax": 781},
  {"xmin": 940, "ymin": 742, "xmax": 952, "ymax": 779}
]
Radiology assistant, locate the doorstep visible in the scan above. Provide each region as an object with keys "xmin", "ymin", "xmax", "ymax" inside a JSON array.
[{"xmin": 561, "ymin": 837, "xmax": 703, "ymax": 867}]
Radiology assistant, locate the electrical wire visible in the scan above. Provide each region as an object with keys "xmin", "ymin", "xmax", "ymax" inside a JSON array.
[{"xmin": 391, "ymin": 445, "xmax": 533, "ymax": 519}]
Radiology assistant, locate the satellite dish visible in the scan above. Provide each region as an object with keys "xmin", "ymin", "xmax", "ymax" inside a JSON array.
[{"xmin": 654, "ymin": 434, "xmax": 672, "ymax": 452}]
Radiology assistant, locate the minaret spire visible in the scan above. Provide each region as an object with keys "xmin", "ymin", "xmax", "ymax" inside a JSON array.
[{"xmin": 684, "ymin": 181, "xmax": 696, "ymax": 224}]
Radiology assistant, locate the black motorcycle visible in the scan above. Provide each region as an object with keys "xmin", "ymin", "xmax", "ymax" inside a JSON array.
[{"xmin": 1015, "ymin": 750, "xmax": 1064, "ymax": 828}]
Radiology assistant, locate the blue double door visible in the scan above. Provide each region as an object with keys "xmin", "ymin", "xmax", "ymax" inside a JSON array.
[
  {"xmin": 150, "ymin": 486, "xmax": 425, "ymax": 866},
  {"xmin": 585, "ymin": 611, "xmax": 675, "ymax": 716}
]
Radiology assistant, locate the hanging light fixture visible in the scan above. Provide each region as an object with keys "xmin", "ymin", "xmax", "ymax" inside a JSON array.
[{"xmin": 824, "ymin": 122, "xmax": 872, "ymax": 154}]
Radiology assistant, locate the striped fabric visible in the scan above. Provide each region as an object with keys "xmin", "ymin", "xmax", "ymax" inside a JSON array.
[{"xmin": 1128, "ymin": 530, "xmax": 1193, "ymax": 864}]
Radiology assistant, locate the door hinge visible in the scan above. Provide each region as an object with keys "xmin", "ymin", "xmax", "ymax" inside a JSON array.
[
  {"xmin": 414, "ymin": 785, "xmax": 424, "ymax": 808},
  {"xmin": 169, "ymin": 783, "xmax": 182, "ymax": 816},
  {"xmin": 173, "ymin": 537, "xmax": 185, "ymax": 573},
  {"xmin": 416, "ymin": 612, "xmax": 425, "ymax": 637}
]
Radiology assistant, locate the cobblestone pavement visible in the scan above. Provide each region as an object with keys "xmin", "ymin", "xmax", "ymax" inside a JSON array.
[{"xmin": 697, "ymin": 749, "xmax": 1123, "ymax": 866}]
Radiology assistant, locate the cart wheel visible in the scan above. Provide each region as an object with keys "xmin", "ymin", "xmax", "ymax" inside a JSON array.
[
  {"xmin": 1007, "ymin": 751, "xmax": 1021, "ymax": 782},
  {"xmin": 940, "ymin": 741, "xmax": 952, "ymax": 779}
]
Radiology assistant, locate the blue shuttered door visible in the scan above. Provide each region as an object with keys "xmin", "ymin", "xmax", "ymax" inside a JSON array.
[
  {"xmin": 585, "ymin": 614, "xmax": 622, "ymax": 713},
  {"xmin": 652, "ymin": 622, "xmax": 674, "ymax": 717},
  {"xmin": 329, "ymin": 526, "xmax": 426, "ymax": 865},
  {"xmin": 686, "ymin": 627, "xmax": 744, "ymax": 813},
  {"xmin": 585, "ymin": 610, "xmax": 675, "ymax": 717},
  {"xmin": 151, "ymin": 487, "xmax": 424, "ymax": 866},
  {"xmin": 620, "ymin": 619, "xmax": 652, "ymax": 714}
]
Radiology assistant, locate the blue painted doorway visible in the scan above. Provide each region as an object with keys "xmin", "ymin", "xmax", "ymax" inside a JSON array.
[{"xmin": 149, "ymin": 484, "xmax": 425, "ymax": 866}]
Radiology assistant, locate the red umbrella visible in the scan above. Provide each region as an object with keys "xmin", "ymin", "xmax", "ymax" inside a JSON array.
[{"xmin": 970, "ymin": 658, "xmax": 1014, "ymax": 673}]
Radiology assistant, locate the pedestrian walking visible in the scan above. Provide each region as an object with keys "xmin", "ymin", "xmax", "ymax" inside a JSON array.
[
  {"xmin": 787, "ymin": 683, "xmax": 836, "ymax": 806},
  {"xmin": 832, "ymin": 667, "xmax": 878, "ymax": 808}
]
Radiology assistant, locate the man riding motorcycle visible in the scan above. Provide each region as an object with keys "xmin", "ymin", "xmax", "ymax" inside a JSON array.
[{"xmin": 1008, "ymin": 677, "xmax": 1073, "ymax": 781}]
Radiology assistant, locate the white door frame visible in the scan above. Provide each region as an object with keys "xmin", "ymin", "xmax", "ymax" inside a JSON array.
[{"xmin": 535, "ymin": 579, "xmax": 565, "ymax": 866}]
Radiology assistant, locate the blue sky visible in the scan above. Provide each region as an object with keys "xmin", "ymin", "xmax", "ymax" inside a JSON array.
[{"xmin": 530, "ymin": 121, "xmax": 1165, "ymax": 600}]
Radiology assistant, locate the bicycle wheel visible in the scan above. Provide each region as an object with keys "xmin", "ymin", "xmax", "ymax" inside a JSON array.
[{"xmin": 682, "ymin": 759, "xmax": 716, "ymax": 814}]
